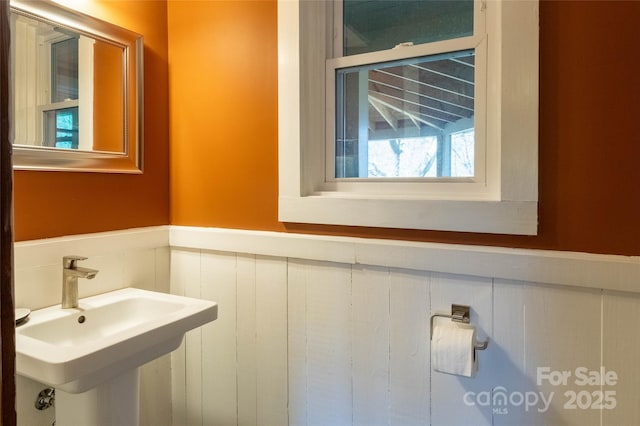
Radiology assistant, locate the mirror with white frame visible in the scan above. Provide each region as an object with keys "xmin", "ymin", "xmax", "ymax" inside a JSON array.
[{"xmin": 10, "ymin": 0, "xmax": 143, "ymax": 173}]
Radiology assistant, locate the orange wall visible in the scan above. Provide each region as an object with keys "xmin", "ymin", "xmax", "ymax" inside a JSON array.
[
  {"xmin": 168, "ymin": 0, "xmax": 640, "ymax": 256},
  {"xmin": 14, "ymin": 0, "xmax": 170, "ymax": 241},
  {"xmin": 168, "ymin": 0, "xmax": 279, "ymax": 231},
  {"xmin": 13, "ymin": 1, "xmax": 639, "ymax": 256},
  {"xmin": 92, "ymin": 41, "xmax": 123, "ymax": 153}
]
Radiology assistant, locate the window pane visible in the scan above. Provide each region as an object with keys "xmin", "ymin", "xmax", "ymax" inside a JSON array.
[
  {"xmin": 343, "ymin": 0, "xmax": 474, "ymax": 56},
  {"xmin": 335, "ymin": 50, "xmax": 475, "ymax": 179},
  {"xmin": 43, "ymin": 107, "xmax": 79, "ymax": 149},
  {"xmin": 369, "ymin": 137, "xmax": 439, "ymax": 177},
  {"xmin": 51, "ymin": 38, "xmax": 79, "ymax": 103},
  {"xmin": 450, "ymin": 128, "xmax": 474, "ymax": 177}
]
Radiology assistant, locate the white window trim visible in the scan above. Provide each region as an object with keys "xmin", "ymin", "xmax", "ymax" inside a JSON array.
[
  {"xmin": 278, "ymin": 0, "xmax": 539, "ymax": 235},
  {"xmin": 77, "ymin": 35, "xmax": 95, "ymax": 151}
]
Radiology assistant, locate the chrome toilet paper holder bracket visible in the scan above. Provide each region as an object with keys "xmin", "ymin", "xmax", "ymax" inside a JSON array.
[{"xmin": 430, "ymin": 304, "xmax": 489, "ymax": 351}]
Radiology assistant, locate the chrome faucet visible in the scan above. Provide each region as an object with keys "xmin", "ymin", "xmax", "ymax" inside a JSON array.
[{"xmin": 62, "ymin": 256, "xmax": 98, "ymax": 309}]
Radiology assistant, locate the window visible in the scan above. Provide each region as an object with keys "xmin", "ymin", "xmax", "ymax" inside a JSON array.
[
  {"xmin": 51, "ymin": 37, "xmax": 79, "ymax": 104},
  {"xmin": 278, "ymin": 0, "xmax": 538, "ymax": 234},
  {"xmin": 43, "ymin": 107, "xmax": 79, "ymax": 149},
  {"xmin": 333, "ymin": 1, "xmax": 476, "ymax": 181},
  {"xmin": 44, "ymin": 37, "xmax": 80, "ymax": 149}
]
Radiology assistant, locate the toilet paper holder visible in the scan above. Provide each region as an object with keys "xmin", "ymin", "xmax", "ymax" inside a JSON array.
[{"xmin": 430, "ymin": 304, "xmax": 489, "ymax": 351}]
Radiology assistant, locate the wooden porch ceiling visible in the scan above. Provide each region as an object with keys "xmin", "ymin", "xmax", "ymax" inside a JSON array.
[{"xmin": 367, "ymin": 54, "xmax": 475, "ymax": 133}]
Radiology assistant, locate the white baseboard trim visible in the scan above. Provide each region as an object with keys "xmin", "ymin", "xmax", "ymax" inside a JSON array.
[{"xmin": 170, "ymin": 226, "xmax": 640, "ymax": 294}]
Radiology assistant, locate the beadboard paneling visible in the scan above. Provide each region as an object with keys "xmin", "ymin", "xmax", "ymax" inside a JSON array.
[
  {"xmin": 236, "ymin": 255, "xmax": 258, "ymax": 426},
  {"xmin": 287, "ymin": 260, "xmax": 309, "ymax": 426},
  {"xmin": 169, "ymin": 234, "xmax": 640, "ymax": 426},
  {"xmin": 170, "ymin": 250, "xmax": 289, "ymax": 426},
  {"xmin": 521, "ymin": 284, "xmax": 602, "ymax": 426},
  {"xmin": 430, "ymin": 273, "xmax": 493, "ymax": 426},
  {"xmin": 237, "ymin": 254, "xmax": 289, "ymax": 426},
  {"xmin": 200, "ymin": 251, "xmax": 238, "ymax": 426},
  {"xmin": 295, "ymin": 260, "xmax": 353, "ymax": 425},
  {"xmin": 254, "ymin": 256, "xmax": 288, "ymax": 425},
  {"xmin": 603, "ymin": 291, "xmax": 640, "ymax": 426},
  {"xmin": 169, "ymin": 248, "xmax": 199, "ymax": 426},
  {"xmin": 352, "ymin": 265, "xmax": 391, "ymax": 426},
  {"xmin": 389, "ymin": 269, "xmax": 430, "ymax": 426},
  {"xmin": 491, "ymin": 281, "xmax": 603, "ymax": 426}
]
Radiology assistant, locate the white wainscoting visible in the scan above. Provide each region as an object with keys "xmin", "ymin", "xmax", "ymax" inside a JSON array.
[
  {"xmin": 14, "ymin": 226, "xmax": 171, "ymax": 426},
  {"xmin": 170, "ymin": 227, "xmax": 640, "ymax": 426},
  {"xmin": 13, "ymin": 226, "xmax": 640, "ymax": 426}
]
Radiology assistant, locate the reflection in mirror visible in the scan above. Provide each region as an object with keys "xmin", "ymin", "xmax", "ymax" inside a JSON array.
[
  {"xmin": 13, "ymin": 14, "xmax": 124, "ymax": 152},
  {"xmin": 10, "ymin": 0, "xmax": 143, "ymax": 173}
]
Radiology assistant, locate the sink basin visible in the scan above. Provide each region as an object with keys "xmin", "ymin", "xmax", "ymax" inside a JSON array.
[{"xmin": 16, "ymin": 288, "xmax": 217, "ymax": 393}]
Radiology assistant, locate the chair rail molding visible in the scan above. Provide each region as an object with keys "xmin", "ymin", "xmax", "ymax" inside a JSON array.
[{"xmin": 170, "ymin": 226, "xmax": 640, "ymax": 294}]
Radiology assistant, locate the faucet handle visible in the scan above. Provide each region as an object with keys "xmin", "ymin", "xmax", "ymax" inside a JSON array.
[{"xmin": 63, "ymin": 255, "xmax": 88, "ymax": 269}]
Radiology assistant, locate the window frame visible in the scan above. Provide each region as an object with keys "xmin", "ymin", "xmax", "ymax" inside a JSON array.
[
  {"xmin": 278, "ymin": 0, "xmax": 539, "ymax": 235},
  {"xmin": 327, "ymin": 0, "xmax": 484, "ymax": 187}
]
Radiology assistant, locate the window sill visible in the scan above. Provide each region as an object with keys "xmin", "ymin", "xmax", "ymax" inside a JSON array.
[{"xmin": 279, "ymin": 195, "xmax": 537, "ymax": 235}]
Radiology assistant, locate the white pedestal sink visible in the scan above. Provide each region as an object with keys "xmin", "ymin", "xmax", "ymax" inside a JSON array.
[
  {"xmin": 15, "ymin": 288, "xmax": 218, "ymax": 426},
  {"xmin": 55, "ymin": 369, "xmax": 139, "ymax": 426}
]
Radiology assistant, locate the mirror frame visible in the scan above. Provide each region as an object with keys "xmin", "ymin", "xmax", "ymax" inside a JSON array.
[{"xmin": 10, "ymin": 0, "xmax": 143, "ymax": 173}]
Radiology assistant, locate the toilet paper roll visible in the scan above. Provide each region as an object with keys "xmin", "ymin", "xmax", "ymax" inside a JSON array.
[{"xmin": 431, "ymin": 322, "xmax": 477, "ymax": 377}]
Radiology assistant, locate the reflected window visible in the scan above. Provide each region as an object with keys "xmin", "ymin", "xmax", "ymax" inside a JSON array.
[
  {"xmin": 46, "ymin": 37, "xmax": 80, "ymax": 149},
  {"xmin": 44, "ymin": 107, "xmax": 79, "ymax": 149},
  {"xmin": 12, "ymin": 13, "xmax": 92, "ymax": 150},
  {"xmin": 51, "ymin": 37, "xmax": 79, "ymax": 103}
]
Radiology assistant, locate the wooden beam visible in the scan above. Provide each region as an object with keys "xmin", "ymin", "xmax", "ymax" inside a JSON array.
[
  {"xmin": 0, "ymin": 0, "xmax": 17, "ymax": 424},
  {"xmin": 409, "ymin": 63, "xmax": 474, "ymax": 86},
  {"xmin": 370, "ymin": 70, "xmax": 474, "ymax": 111},
  {"xmin": 369, "ymin": 94, "xmax": 444, "ymax": 131},
  {"xmin": 379, "ymin": 68, "xmax": 474, "ymax": 100},
  {"xmin": 375, "ymin": 94, "xmax": 448, "ymax": 130},
  {"xmin": 451, "ymin": 56, "xmax": 475, "ymax": 67},
  {"xmin": 368, "ymin": 96, "xmax": 398, "ymax": 131},
  {"xmin": 369, "ymin": 86, "xmax": 465, "ymax": 124}
]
